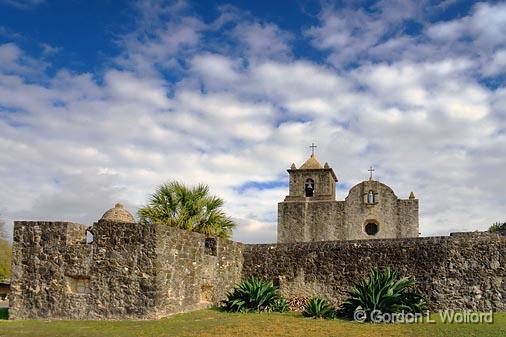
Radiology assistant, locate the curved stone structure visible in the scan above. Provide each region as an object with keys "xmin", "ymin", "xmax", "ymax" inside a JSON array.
[{"xmin": 99, "ymin": 203, "xmax": 135, "ymax": 223}]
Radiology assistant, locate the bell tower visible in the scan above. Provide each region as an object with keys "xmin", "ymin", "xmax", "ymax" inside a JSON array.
[
  {"xmin": 278, "ymin": 146, "xmax": 338, "ymax": 243},
  {"xmin": 284, "ymin": 154, "xmax": 337, "ymax": 201}
]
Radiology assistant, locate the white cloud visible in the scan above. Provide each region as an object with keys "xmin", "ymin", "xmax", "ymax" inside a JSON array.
[
  {"xmin": 230, "ymin": 22, "xmax": 292, "ymax": 61},
  {"xmin": 0, "ymin": 1, "xmax": 505, "ymax": 244},
  {"xmin": 40, "ymin": 43, "xmax": 60, "ymax": 55},
  {"xmin": 105, "ymin": 70, "xmax": 170, "ymax": 108},
  {"xmin": 483, "ymin": 49, "xmax": 506, "ymax": 76},
  {"xmin": 307, "ymin": 1, "xmax": 506, "ymax": 82},
  {"xmin": 116, "ymin": 2, "xmax": 204, "ymax": 76},
  {"xmin": 191, "ymin": 53, "xmax": 240, "ymax": 83},
  {"xmin": 0, "ymin": 0, "xmax": 43, "ymax": 10},
  {"xmin": 0, "ymin": 43, "xmax": 46, "ymax": 75}
]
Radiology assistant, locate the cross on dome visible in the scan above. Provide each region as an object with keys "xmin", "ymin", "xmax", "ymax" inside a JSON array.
[{"xmin": 368, "ymin": 166, "xmax": 375, "ymax": 180}]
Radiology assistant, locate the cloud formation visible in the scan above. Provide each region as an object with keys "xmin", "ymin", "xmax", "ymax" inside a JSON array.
[
  {"xmin": 0, "ymin": 0, "xmax": 43, "ymax": 10},
  {"xmin": 0, "ymin": 1, "xmax": 505, "ymax": 243}
]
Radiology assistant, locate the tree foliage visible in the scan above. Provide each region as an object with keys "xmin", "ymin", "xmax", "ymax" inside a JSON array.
[
  {"xmin": 0, "ymin": 217, "xmax": 11, "ymax": 279},
  {"xmin": 489, "ymin": 222, "xmax": 506, "ymax": 232},
  {"xmin": 138, "ymin": 181, "xmax": 236, "ymax": 239}
]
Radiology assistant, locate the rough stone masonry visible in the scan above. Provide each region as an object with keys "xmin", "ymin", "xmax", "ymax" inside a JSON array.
[
  {"xmin": 8, "ymin": 154, "xmax": 506, "ymax": 319},
  {"xmin": 9, "ymin": 219, "xmax": 505, "ymax": 319},
  {"xmin": 278, "ymin": 153, "xmax": 418, "ymax": 242},
  {"xmin": 9, "ymin": 219, "xmax": 243, "ymax": 319}
]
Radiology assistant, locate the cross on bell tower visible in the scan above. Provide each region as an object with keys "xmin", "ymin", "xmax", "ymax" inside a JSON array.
[{"xmin": 309, "ymin": 143, "xmax": 317, "ymax": 156}]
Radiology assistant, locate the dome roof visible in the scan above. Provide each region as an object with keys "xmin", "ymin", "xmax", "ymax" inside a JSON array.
[
  {"xmin": 100, "ymin": 203, "xmax": 135, "ymax": 223},
  {"xmin": 346, "ymin": 180, "xmax": 397, "ymax": 200},
  {"xmin": 300, "ymin": 154, "xmax": 323, "ymax": 170}
]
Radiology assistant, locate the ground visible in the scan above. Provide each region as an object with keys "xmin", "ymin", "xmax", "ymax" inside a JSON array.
[{"xmin": 0, "ymin": 309, "xmax": 505, "ymax": 337}]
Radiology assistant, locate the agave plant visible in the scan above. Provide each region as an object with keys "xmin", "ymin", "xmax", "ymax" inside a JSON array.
[
  {"xmin": 338, "ymin": 268, "xmax": 427, "ymax": 321},
  {"xmin": 222, "ymin": 277, "xmax": 288, "ymax": 312},
  {"xmin": 270, "ymin": 298, "xmax": 290, "ymax": 313},
  {"xmin": 302, "ymin": 297, "xmax": 335, "ymax": 319}
]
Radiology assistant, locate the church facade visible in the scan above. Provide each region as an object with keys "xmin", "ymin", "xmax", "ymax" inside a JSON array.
[{"xmin": 278, "ymin": 152, "xmax": 419, "ymax": 243}]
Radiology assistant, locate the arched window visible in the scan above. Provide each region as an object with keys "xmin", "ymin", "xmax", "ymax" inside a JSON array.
[
  {"xmin": 365, "ymin": 222, "xmax": 379, "ymax": 236},
  {"xmin": 367, "ymin": 190, "xmax": 375, "ymax": 204},
  {"xmin": 305, "ymin": 178, "xmax": 315, "ymax": 197}
]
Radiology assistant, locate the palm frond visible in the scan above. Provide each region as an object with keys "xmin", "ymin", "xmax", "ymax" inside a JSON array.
[{"xmin": 137, "ymin": 180, "xmax": 236, "ymax": 239}]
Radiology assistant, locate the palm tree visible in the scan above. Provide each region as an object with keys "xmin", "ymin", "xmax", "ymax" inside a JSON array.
[{"xmin": 138, "ymin": 181, "xmax": 236, "ymax": 239}]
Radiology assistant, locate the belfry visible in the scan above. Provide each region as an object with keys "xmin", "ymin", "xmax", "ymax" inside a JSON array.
[{"xmin": 277, "ymin": 146, "xmax": 419, "ymax": 243}]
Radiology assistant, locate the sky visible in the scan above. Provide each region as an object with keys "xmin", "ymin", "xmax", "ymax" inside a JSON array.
[{"xmin": 0, "ymin": 0, "xmax": 505, "ymax": 243}]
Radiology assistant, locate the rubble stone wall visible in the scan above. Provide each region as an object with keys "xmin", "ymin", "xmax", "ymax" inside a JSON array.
[
  {"xmin": 242, "ymin": 234, "xmax": 506, "ymax": 311},
  {"xmin": 9, "ymin": 221, "xmax": 243, "ymax": 320},
  {"xmin": 9, "ymin": 221, "xmax": 505, "ymax": 319},
  {"xmin": 154, "ymin": 225, "xmax": 243, "ymax": 318},
  {"xmin": 9, "ymin": 222, "xmax": 93, "ymax": 319}
]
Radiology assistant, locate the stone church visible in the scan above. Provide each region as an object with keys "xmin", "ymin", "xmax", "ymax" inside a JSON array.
[{"xmin": 278, "ymin": 150, "xmax": 419, "ymax": 243}]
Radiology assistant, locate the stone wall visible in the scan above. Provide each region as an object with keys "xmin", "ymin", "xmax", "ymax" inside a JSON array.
[
  {"xmin": 9, "ymin": 221, "xmax": 505, "ymax": 319},
  {"xmin": 9, "ymin": 222, "xmax": 93, "ymax": 319},
  {"xmin": 154, "ymin": 225, "xmax": 243, "ymax": 318},
  {"xmin": 90, "ymin": 220, "xmax": 160, "ymax": 319},
  {"xmin": 397, "ymin": 199, "xmax": 419, "ymax": 237},
  {"xmin": 278, "ymin": 201, "xmax": 345, "ymax": 243},
  {"xmin": 9, "ymin": 221, "xmax": 243, "ymax": 320},
  {"xmin": 242, "ymin": 234, "xmax": 506, "ymax": 311}
]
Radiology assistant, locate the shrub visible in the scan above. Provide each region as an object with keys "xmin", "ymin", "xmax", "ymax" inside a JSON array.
[
  {"xmin": 0, "ymin": 217, "xmax": 11, "ymax": 279},
  {"xmin": 489, "ymin": 222, "xmax": 506, "ymax": 232},
  {"xmin": 302, "ymin": 297, "xmax": 335, "ymax": 319},
  {"xmin": 222, "ymin": 277, "xmax": 288, "ymax": 313},
  {"xmin": 0, "ymin": 308, "xmax": 8, "ymax": 320},
  {"xmin": 338, "ymin": 268, "xmax": 427, "ymax": 321},
  {"xmin": 270, "ymin": 298, "xmax": 290, "ymax": 313}
]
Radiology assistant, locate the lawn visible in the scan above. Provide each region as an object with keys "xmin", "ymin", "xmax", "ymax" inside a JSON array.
[{"xmin": 0, "ymin": 309, "xmax": 505, "ymax": 337}]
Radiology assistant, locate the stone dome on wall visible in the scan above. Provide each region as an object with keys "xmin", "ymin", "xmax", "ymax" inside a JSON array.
[{"xmin": 100, "ymin": 203, "xmax": 135, "ymax": 223}]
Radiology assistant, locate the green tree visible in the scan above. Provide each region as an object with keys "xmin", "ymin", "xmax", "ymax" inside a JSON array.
[
  {"xmin": 138, "ymin": 181, "xmax": 236, "ymax": 239},
  {"xmin": 489, "ymin": 222, "xmax": 506, "ymax": 232},
  {"xmin": 0, "ymin": 217, "xmax": 12, "ymax": 279}
]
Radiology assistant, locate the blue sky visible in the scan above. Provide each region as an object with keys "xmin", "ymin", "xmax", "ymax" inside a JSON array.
[{"xmin": 0, "ymin": 0, "xmax": 505, "ymax": 243}]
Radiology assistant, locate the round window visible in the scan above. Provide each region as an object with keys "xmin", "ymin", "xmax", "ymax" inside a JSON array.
[{"xmin": 365, "ymin": 222, "xmax": 379, "ymax": 236}]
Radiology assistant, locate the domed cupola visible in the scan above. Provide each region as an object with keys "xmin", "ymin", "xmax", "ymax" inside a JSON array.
[
  {"xmin": 99, "ymin": 203, "xmax": 135, "ymax": 223},
  {"xmin": 299, "ymin": 153, "xmax": 323, "ymax": 170}
]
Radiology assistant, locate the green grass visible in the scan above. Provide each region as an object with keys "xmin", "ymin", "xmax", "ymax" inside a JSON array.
[{"xmin": 0, "ymin": 309, "xmax": 504, "ymax": 337}]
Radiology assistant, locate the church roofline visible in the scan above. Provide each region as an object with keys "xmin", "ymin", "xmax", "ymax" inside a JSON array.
[{"xmin": 287, "ymin": 167, "xmax": 338, "ymax": 182}]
